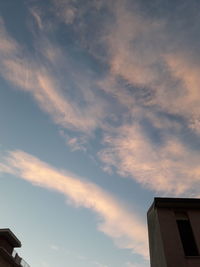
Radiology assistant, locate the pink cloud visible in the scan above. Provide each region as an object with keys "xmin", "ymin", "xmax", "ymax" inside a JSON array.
[
  {"xmin": 0, "ymin": 150, "xmax": 149, "ymax": 259},
  {"xmin": 99, "ymin": 123, "xmax": 200, "ymax": 196}
]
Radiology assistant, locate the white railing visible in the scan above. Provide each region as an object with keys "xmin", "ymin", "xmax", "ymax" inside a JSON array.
[
  {"xmin": 20, "ymin": 258, "xmax": 30, "ymax": 267},
  {"xmin": 12, "ymin": 250, "xmax": 30, "ymax": 267},
  {"xmin": 12, "ymin": 249, "xmax": 17, "ymax": 258}
]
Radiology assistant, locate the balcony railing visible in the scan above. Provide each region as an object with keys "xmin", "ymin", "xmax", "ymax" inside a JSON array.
[
  {"xmin": 12, "ymin": 250, "xmax": 30, "ymax": 267},
  {"xmin": 20, "ymin": 258, "xmax": 30, "ymax": 267}
]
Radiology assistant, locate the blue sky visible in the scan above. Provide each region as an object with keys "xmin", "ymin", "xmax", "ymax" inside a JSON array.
[{"xmin": 0, "ymin": 0, "xmax": 200, "ymax": 266}]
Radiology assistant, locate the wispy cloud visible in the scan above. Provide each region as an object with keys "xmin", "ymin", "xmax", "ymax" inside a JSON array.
[
  {"xmin": 94, "ymin": 0, "xmax": 200, "ymax": 195},
  {"xmin": 164, "ymin": 52, "xmax": 200, "ymax": 133},
  {"xmin": 99, "ymin": 0, "xmax": 200, "ymax": 127},
  {"xmin": 0, "ymin": 18, "xmax": 19, "ymax": 55},
  {"xmin": 52, "ymin": 0, "xmax": 78, "ymax": 25},
  {"xmin": 0, "ymin": 150, "xmax": 149, "ymax": 259},
  {"xmin": 0, "ymin": 16, "xmax": 106, "ymax": 134},
  {"xmin": 49, "ymin": 245, "xmax": 109, "ymax": 267},
  {"xmin": 30, "ymin": 7, "xmax": 44, "ymax": 30},
  {"xmin": 105, "ymin": 1, "xmax": 164, "ymax": 87},
  {"xmin": 126, "ymin": 261, "xmax": 147, "ymax": 267},
  {"xmin": 50, "ymin": 244, "xmax": 59, "ymax": 251},
  {"xmin": 1, "ymin": 0, "xmax": 200, "ymax": 198},
  {"xmin": 98, "ymin": 122, "xmax": 200, "ymax": 196}
]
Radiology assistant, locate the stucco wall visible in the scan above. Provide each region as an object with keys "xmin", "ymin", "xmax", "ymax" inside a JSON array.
[
  {"xmin": 148, "ymin": 201, "xmax": 200, "ymax": 267},
  {"xmin": 147, "ymin": 208, "xmax": 167, "ymax": 267}
]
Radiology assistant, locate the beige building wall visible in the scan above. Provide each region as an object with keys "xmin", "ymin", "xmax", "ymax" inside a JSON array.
[{"xmin": 147, "ymin": 198, "xmax": 200, "ymax": 267}]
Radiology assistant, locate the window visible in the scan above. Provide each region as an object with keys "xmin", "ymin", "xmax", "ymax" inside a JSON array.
[{"xmin": 176, "ymin": 212, "xmax": 199, "ymax": 256}]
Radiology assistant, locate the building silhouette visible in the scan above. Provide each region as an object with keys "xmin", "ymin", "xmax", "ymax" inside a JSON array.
[
  {"xmin": 0, "ymin": 229, "xmax": 29, "ymax": 267},
  {"xmin": 147, "ymin": 198, "xmax": 200, "ymax": 267}
]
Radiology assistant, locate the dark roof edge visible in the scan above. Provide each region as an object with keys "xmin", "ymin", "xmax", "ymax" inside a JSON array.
[
  {"xmin": 147, "ymin": 197, "xmax": 200, "ymax": 214},
  {"xmin": 0, "ymin": 229, "xmax": 21, "ymax": 248}
]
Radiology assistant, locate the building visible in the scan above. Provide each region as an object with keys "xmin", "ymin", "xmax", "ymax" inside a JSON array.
[
  {"xmin": 0, "ymin": 229, "xmax": 29, "ymax": 267},
  {"xmin": 147, "ymin": 198, "xmax": 200, "ymax": 267}
]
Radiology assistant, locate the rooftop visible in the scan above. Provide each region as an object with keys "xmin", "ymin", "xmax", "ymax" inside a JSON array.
[
  {"xmin": 148, "ymin": 197, "xmax": 200, "ymax": 213},
  {"xmin": 0, "ymin": 228, "xmax": 21, "ymax": 248}
]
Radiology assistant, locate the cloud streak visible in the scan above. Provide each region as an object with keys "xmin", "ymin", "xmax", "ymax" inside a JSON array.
[
  {"xmin": 1, "ymin": 0, "xmax": 200, "ymax": 198},
  {"xmin": 0, "ymin": 150, "xmax": 149, "ymax": 259},
  {"xmin": 95, "ymin": 0, "xmax": 200, "ymax": 196},
  {"xmin": 99, "ymin": 122, "xmax": 200, "ymax": 196},
  {"xmin": 0, "ymin": 17, "xmax": 106, "ymax": 134}
]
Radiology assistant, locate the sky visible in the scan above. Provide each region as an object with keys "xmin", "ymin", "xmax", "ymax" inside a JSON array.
[{"xmin": 0, "ymin": 0, "xmax": 200, "ymax": 266}]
